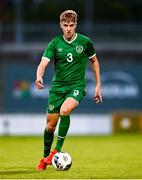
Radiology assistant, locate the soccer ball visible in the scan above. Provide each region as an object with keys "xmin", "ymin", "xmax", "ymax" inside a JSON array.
[{"xmin": 52, "ymin": 152, "xmax": 72, "ymax": 170}]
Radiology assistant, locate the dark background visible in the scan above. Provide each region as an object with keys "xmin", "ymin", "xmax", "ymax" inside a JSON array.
[{"xmin": 0, "ymin": 0, "xmax": 142, "ymax": 113}]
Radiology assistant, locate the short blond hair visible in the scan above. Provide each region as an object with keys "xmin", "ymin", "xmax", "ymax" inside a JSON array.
[{"xmin": 60, "ymin": 10, "xmax": 77, "ymax": 23}]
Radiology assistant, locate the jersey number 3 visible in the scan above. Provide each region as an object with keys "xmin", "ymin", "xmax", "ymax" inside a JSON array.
[{"xmin": 67, "ymin": 53, "xmax": 73, "ymax": 62}]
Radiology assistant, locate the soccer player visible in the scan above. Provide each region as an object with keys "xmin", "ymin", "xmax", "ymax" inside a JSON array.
[{"xmin": 35, "ymin": 10, "xmax": 102, "ymax": 171}]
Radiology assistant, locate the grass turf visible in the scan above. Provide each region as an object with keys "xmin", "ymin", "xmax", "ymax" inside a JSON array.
[{"xmin": 0, "ymin": 134, "xmax": 142, "ymax": 179}]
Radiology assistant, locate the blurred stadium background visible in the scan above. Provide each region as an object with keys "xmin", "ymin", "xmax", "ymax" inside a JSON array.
[{"xmin": 0, "ymin": 0, "xmax": 142, "ymax": 136}]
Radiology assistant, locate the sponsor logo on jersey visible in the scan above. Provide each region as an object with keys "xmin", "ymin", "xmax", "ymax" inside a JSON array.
[
  {"xmin": 57, "ymin": 48, "xmax": 63, "ymax": 52},
  {"xmin": 73, "ymin": 90, "xmax": 79, "ymax": 96},
  {"xmin": 48, "ymin": 104, "xmax": 54, "ymax": 111},
  {"xmin": 76, "ymin": 45, "xmax": 83, "ymax": 54}
]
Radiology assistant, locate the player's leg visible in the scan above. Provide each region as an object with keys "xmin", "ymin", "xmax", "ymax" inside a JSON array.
[
  {"xmin": 55, "ymin": 97, "xmax": 78, "ymax": 151},
  {"xmin": 42, "ymin": 90, "xmax": 65, "ymax": 167},
  {"xmin": 37, "ymin": 113, "xmax": 59, "ymax": 171},
  {"xmin": 44, "ymin": 98, "xmax": 78, "ymax": 165},
  {"xmin": 60, "ymin": 97, "xmax": 78, "ymax": 115},
  {"xmin": 44, "ymin": 113, "xmax": 59, "ymax": 157}
]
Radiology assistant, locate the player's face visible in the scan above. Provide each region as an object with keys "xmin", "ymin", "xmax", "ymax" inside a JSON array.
[{"xmin": 60, "ymin": 21, "xmax": 76, "ymax": 41}]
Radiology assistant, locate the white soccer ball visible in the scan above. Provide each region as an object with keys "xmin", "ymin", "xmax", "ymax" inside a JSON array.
[{"xmin": 52, "ymin": 152, "xmax": 72, "ymax": 170}]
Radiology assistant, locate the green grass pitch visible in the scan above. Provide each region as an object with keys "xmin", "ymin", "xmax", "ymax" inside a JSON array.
[{"xmin": 0, "ymin": 134, "xmax": 142, "ymax": 179}]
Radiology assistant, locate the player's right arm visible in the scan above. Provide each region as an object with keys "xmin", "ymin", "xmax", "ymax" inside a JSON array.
[
  {"xmin": 35, "ymin": 59, "xmax": 49, "ymax": 89},
  {"xmin": 35, "ymin": 38, "xmax": 55, "ymax": 89}
]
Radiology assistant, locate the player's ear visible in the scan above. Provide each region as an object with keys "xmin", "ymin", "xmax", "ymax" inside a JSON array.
[{"xmin": 60, "ymin": 23, "xmax": 63, "ymax": 29}]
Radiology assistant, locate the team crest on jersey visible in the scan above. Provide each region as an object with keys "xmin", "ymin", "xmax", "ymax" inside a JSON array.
[
  {"xmin": 76, "ymin": 45, "xmax": 83, "ymax": 54},
  {"xmin": 48, "ymin": 104, "xmax": 54, "ymax": 111}
]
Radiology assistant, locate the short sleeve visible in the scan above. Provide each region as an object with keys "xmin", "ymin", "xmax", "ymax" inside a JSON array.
[
  {"xmin": 42, "ymin": 39, "xmax": 55, "ymax": 61},
  {"xmin": 86, "ymin": 39, "xmax": 96, "ymax": 59}
]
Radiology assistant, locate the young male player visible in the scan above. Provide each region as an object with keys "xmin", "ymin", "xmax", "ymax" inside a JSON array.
[{"xmin": 35, "ymin": 10, "xmax": 102, "ymax": 171}]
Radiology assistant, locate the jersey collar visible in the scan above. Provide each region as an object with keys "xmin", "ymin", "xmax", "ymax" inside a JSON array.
[{"xmin": 63, "ymin": 33, "xmax": 77, "ymax": 44}]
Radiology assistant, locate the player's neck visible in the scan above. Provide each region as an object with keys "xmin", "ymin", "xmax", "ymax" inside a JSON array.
[
  {"xmin": 63, "ymin": 33, "xmax": 77, "ymax": 43},
  {"xmin": 63, "ymin": 33, "xmax": 76, "ymax": 42}
]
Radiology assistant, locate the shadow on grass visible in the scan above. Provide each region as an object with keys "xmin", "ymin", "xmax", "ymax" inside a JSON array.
[{"xmin": 0, "ymin": 167, "xmax": 37, "ymax": 176}]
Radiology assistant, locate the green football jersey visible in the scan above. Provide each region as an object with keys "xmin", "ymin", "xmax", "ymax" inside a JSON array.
[{"xmin": 43, "ymin": 33, "xmax": 96, "ymax": 89}]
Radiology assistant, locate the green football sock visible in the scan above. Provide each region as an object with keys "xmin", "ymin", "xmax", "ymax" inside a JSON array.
[
  {"xmin": 55, "ymin": 115, "xmax": 70, "ymax": 152},
  {"xmin": 44, "ymin": 128, "xmax": 54, "ymax": 158}
]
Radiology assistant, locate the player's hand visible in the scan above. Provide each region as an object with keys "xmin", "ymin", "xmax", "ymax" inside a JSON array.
[
  {"xmin": 35, "ymin": 78, "xmax": 44, "ymax": 89},
  {"xmin": 93, "ymin": 85, "xmax": 102, "ymax": 103}
]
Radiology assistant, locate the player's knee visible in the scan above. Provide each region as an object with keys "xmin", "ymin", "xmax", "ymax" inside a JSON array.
[
  {"xmin": 60, "ymin": 107, "xmax": 70, "ymax": 115},
  {"xmin": 47, "ymin": 123, "xmax": 56, "ymax": 133}
]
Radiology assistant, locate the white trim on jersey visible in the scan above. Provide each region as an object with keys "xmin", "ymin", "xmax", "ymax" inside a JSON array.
[
  {"xmin": 89, "ymin": 53, "xmax": 96, "ymax": 59},
  {"xmin": 42, "ymin": 56, "xmax": 50, "ymax": 61},
  {"xmin": 63, "ymin": 33, "xmax": 77, "ymax": 44}
]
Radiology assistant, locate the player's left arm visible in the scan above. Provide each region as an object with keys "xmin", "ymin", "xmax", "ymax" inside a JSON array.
[{"xmin": 90, "ymin": 55, "xmax": 102, "ymax": 103}]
